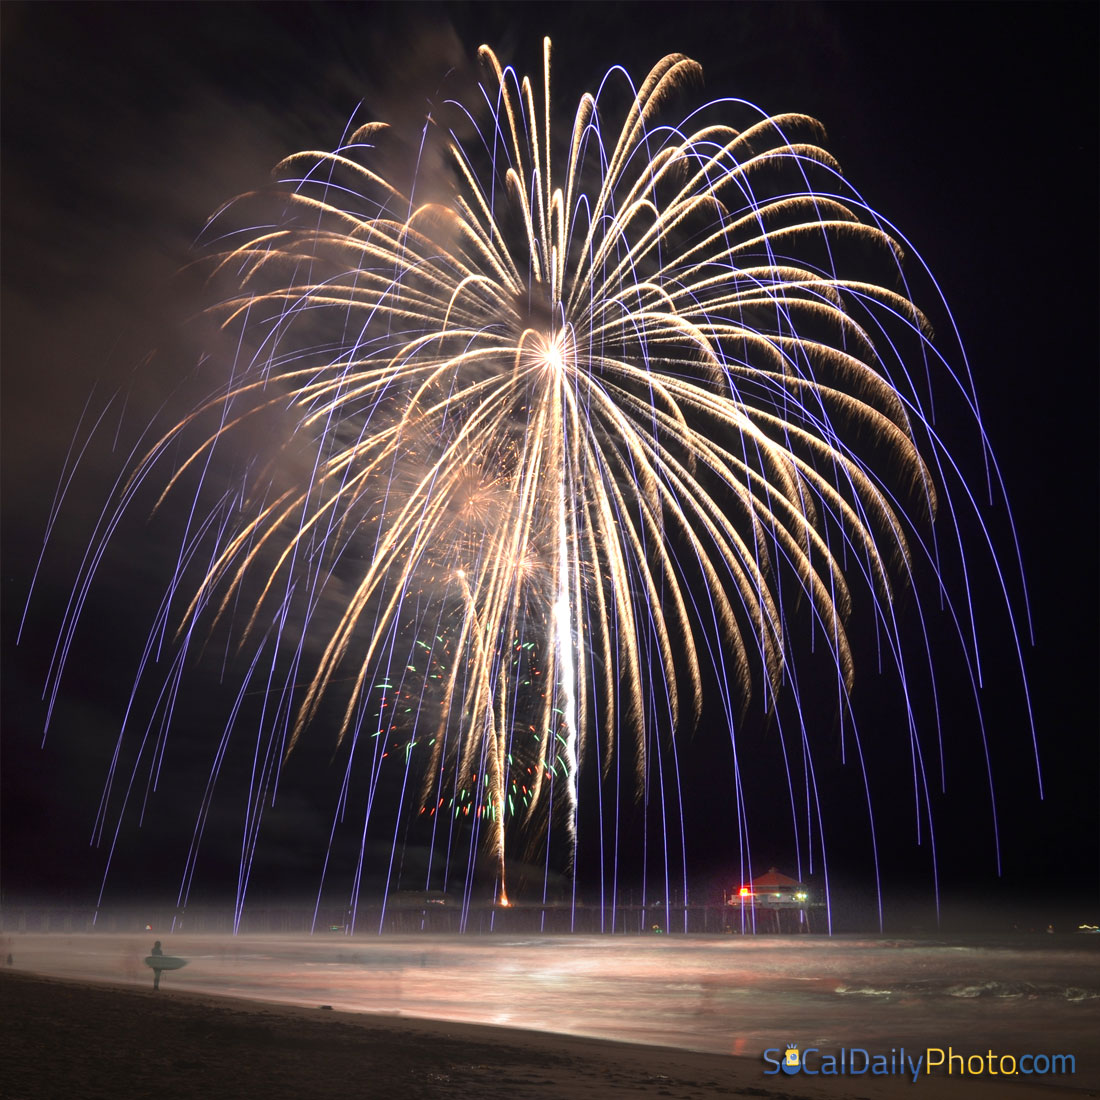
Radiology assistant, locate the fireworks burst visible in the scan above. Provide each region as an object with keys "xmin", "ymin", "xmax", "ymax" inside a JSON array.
[{"xmin": 32, "ymin": 39, "xmax": 1033, "ymax": 930}]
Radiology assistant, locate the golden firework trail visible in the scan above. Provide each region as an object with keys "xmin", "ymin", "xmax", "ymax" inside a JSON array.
[{"xmin": 33, "ymin": 39, "xmax": 1034, "ymax": 931}]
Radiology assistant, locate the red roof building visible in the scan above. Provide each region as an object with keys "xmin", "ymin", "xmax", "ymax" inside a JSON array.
[{"xmin": 726, "ymin": 867, "xmax": 819, "ymax": 932}]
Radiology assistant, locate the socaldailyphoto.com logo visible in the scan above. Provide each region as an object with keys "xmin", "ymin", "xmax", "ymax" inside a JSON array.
[{"xmin": 763, "ymin": 1044, "xmax": 1077, "ymax": 1084}]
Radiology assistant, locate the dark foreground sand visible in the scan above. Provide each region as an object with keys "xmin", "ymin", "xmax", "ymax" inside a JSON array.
[{"xmin": 1, "ymin": 970, "xmax": 1091, "ymax": 1100}]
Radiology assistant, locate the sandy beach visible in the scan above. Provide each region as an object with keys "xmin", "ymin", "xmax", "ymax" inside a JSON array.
[{"xmin": 2, "ymin": 968, "xmax": 1093, "ymax": 1099}]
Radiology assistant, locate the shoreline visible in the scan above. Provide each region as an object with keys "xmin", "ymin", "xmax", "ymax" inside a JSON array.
[
  {"xmin": 1, "ymin": 968, "xmax": 740, "ymax": 1100},
  {"xmin": 2, "ymin": 969, "xmax": 1091, "ymax": 1099}
]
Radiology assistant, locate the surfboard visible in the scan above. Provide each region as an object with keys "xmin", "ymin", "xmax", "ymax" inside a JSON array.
[{"xmin": 144, "ymin": 955, "xmax": 188, "ymax": 971}]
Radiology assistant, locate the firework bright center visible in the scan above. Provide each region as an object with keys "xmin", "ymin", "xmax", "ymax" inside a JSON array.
[{"xmin": 538, "ymin": 334, "xmax": 567, "ymax": 375}]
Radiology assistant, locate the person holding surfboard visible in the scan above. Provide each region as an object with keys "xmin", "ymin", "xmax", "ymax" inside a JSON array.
[{"xmin": 144, "ymin": 941, "xmax": 187, "ymax": 990}]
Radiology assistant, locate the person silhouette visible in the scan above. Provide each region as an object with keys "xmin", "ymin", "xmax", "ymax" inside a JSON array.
[{"xmin": 150, "ymin": 940, "xmax": 164, "ymax": 990}]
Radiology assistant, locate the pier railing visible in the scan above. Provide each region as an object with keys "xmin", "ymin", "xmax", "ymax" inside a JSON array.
[{"xmin": 0, "ymin": 901, "xmax": 819, "ymax": 935}]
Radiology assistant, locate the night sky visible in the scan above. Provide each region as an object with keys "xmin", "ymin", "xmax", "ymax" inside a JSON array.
[{"xmin": 2, "ymin": 2, "xmax": 1096, "ymax": 930}]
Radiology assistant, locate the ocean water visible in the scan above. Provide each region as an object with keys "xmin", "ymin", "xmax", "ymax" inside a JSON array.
[{"xmin": 8, "ymin": 932, "xmax": 1099, "ymax": 1083}]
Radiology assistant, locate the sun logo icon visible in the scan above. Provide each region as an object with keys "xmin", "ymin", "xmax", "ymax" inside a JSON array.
[{"xmin": 782, "ymin": 1044, "xmax": 801, "ymax": 1075}]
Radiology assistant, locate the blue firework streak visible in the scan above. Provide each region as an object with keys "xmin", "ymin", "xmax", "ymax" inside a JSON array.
[{"xmin": 29, "ymin": 40, "xmax": 1034, "ymax": 931}]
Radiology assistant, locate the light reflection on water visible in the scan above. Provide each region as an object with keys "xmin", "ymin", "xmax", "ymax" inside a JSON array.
[{"xmin": 8, "ymin": 933, "xmax": 1099, "ymax": 1080}]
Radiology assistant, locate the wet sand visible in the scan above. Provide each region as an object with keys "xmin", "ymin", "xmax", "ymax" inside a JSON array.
[{"xmin": 0, "ymin": 969, "xmax": 1089, "ymax": 1099}]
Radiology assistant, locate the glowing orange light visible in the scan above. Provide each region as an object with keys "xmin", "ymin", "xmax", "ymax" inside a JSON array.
[{"xmin": 738, "ymin": 887, "xmax": 752, "ymax": 897}]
